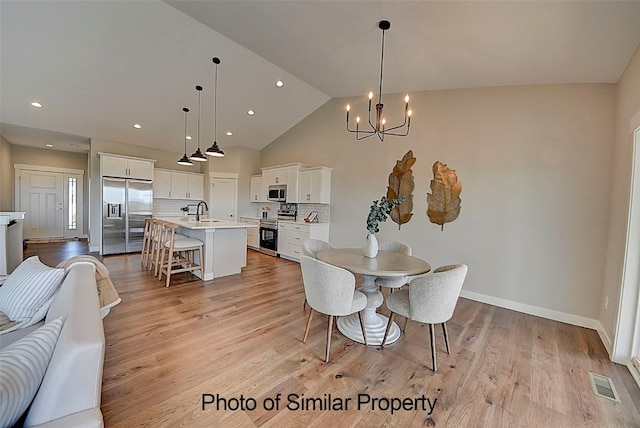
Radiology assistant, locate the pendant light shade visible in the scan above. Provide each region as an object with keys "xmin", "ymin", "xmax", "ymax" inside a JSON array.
[
  {"xmin": 190, "ymin": 85, "xmax": 208, "ymax": 162},
  {"xmin": 206, "ymin": 57, "xmax": 225, "ymax": 158},
  {"xmin": 177, "ymin": 107, "xmax": 193, "ymax": 166}
]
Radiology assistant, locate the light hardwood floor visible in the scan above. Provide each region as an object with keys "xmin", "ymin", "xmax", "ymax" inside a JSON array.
[{"xmin": 24, "ymin": 242, "xmax": 640, "ymax": 426}]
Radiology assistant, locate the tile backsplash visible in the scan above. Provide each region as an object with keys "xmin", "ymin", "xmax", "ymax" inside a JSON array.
[
  {"xmin": 298, "ymin": 204, "xmax": 330, "ymax": 223},
  {"xmin": 153, "ymin": 199, "xmax": 196, "ymax": 217}
]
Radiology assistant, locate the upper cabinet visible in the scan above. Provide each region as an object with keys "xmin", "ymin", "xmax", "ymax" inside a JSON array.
[
  {"xmin": 154, "ymin": 169, "xmax": 172, "ymax": 198},
  {"xmin": 260, "ymin": 164, "xmax": 305, "ymax": 203},
  {"xmin": 250, "ymin": 175, "xmax": 263, "ymax": 202},
  {"xmin": 99, "ymin": 153, "xmax": 154, "ymax": 180},
  {"xmin": 299, "ymin": 166, "xmax": 332, "ymax": 204},
  {"xmin": 154, "ymin": 169, "xmax": 204, "ymax": 200}
]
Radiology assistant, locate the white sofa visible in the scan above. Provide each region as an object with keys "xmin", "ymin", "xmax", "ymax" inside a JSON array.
[{"xmin": 0, "ymin": 262, "xmax": 105, "ymax": 428}]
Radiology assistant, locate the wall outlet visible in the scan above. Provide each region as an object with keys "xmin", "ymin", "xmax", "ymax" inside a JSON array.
[{"xmin": 605, "ymin": 296, "xmax": 609, "ymax": 310}]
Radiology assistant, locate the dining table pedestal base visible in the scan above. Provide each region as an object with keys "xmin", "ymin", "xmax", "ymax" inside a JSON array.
[{"xmin": 337, "ymin": 274, "xmax": 401, "ymax": 346}]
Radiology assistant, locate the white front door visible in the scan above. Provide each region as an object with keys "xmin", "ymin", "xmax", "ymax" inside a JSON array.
[
  {"xmin": 210, "ymin": 177, "xmax": 237, "ymax": 221},
  {"xmin": 20, "ymin": 170, "xmax": 64, "ymax": 238}
]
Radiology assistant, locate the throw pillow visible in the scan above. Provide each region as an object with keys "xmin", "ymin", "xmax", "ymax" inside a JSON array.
[
  {"xmin": 0, "ymin": 256, "xmax": 65, "ymax": 323},
  {"xmin": 0, "ymin": 317, "xmax": 64, "ymax": 428}
]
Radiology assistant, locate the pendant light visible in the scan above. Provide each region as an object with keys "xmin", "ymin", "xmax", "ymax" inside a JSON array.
[
  {"xmin": 345, "ymin": 20, "xmax": 412, "ymax": 142},
  {"xmin": 206, "ymin": 57, "xmax": 225, "ymax": 157},
  {"xmin": 177, "ymin": 107, "xmax": 193, "ymax": 166},
  {"xmin": 190, "ymin": 85, "xmax": 207, "ymax": 162}
]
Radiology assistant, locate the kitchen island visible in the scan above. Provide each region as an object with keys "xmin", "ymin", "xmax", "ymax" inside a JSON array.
[{"xmin": 154, "ymin": 217, "xmax": 258, "ymax": 281}]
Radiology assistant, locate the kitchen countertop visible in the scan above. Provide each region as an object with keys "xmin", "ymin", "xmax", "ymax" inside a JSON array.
[
  {"xmin": 276, "ymin": 219, "xmax": 328, "ymax": 225},
  {"xmin": 155, "ymin": 216, "xmax": 258, "ymax": 230}
]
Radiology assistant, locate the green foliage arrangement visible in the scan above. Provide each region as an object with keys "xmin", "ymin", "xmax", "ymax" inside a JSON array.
[{"xmin": 366, "ymin": 196, "xmax": 407, "ymax": 234}]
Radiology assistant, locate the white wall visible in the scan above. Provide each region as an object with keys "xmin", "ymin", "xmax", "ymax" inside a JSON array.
[
  {"xmin": 262, "ymin": 84, "xmax": 616, "ymax": 323},
  {"xmin": 0, "ymin": 136, "xmax": 13, "ymax": 211}
]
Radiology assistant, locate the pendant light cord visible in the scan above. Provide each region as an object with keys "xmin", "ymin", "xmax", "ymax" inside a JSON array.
[
  {"xmin": 214, "ymin": 61, "xmax": 218, "ymax": 143},
  {"xmin": 183, "ymin": 108, "xmax": 189, "ymax": 153},
  {"xmin": 197, "ymin": 89, "xmax": 201, "ymax": 149}
]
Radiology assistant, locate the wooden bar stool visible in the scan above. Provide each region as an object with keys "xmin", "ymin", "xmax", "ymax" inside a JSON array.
[
  {"xmin": 158, "ymin": 222, "xmax": 204, "ymax": 287},
  {"xmin": 149, "ymin": 219, "xmax": 165, "ymax": 275},
  {"xmin": 141, "ymin": 217, "xmax": 153, "ymax": 269}
]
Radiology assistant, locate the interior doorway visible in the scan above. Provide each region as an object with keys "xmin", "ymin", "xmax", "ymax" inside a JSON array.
[
  {"xmin": 209, "ymin": 173, "xmax": 238, "ymax": 221},
  {"xmin": 614, "ymin": 126, "xmax": 640, "ymax": 387},
  {"xmin": 15, "ymin": 164, "xmax": 84, "ymax": 240}
]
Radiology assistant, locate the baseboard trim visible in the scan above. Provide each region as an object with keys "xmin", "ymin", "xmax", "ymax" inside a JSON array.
[
  {"xmin": 629, "ymin": 359, "xmax": 640, "ymax": 389},
  {"xmin": 597, "ymin": 324, "xmax": 614, "ymax": 357},
  {"xmin": 460, "ymin": 290, "xmax": 600, "ymax": 330}
]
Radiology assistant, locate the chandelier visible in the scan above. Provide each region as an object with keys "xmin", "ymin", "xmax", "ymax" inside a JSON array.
[
  {"xmin": 206, "ymin": 57, "xmax": 225, "ymax": 157},
  {"xmin": 345, "ymin": 20, "xmax": 412, "ymax": 141}
]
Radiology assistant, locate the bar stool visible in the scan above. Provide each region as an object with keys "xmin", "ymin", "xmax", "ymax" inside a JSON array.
[
  {"xmin": 148, "ymin": 219, "xmax": 165, "ymax": 275},
  {"xmin": 141, "ymin": 217, "xmax": 153, "ymax": 268},
  {"xmin": 158, "ymin": 222, "xmax": 204, "ymax": 287}
]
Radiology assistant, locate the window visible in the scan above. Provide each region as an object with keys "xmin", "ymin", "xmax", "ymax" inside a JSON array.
[{"xmin": 68, "ymin": 177, "xmax": 77, "ymax": 230}]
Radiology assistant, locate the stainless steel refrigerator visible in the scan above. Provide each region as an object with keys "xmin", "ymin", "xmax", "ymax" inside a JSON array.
[{"xmin": 102, "ymin": 177, "xmax": 153, "ymax": 255}]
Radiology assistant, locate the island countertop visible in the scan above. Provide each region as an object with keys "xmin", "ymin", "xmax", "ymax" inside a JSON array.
[{"xmin": 154, "ymin": 216, "xmax": 258, "ymax": 230}]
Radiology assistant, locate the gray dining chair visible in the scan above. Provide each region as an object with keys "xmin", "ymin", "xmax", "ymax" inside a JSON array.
[
  {"xmin": 300, "ymin": 256, "xmax": 368, "ymax": 362},
  {"xmin": 375, "ymin": 241, "xmax": 412, "ymax": 293},
  {"xmin": 301, "ymin": 239, "xmax": 335, "ymax": 308},
  {"xmin": 382, "ymin": 263, "xmax": 468, "ymax": 371}
]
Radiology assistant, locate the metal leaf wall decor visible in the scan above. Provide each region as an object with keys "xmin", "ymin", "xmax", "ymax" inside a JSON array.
[
  {"xmin": 427, "ymin": 161, "xmax": 462, "ymax": 230},
  {"xmin": 387, "ymin": 150, "xmax": 415, "ymax": 229}
]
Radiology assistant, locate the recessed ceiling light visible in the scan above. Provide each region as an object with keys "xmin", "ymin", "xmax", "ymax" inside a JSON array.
[
  {"xmin": 247, "ymin": 110, "xmax": 255, "ymax": 116},
  {"xmin": 45, "ymin": 144, "xmax": 53, "ymax": 148},
  {"xmin": 226, "ymin": 131, "xmax": 233, "ymax": 136},
  {"xmin": 275, "ymin": 80, "xmax": 284, "ymax": 88},
  {"xmin": 186, "ymin": 135, "xmax": 192, "ymax": 140},
  {"xmin": 133, "ymin": 123, "xmax": 142, "ymax": 129},
  {"xmin": 31, "ymin": 102, "xmax": 42, "ymax": 108}
]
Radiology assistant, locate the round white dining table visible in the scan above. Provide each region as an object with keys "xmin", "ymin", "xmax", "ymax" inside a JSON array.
[{"xmin": 315, "ymin": 248, "xmax": 431, "ymax": 345}]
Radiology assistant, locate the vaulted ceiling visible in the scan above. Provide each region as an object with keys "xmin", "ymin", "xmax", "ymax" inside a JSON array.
[{"xmin": 2, "ymin": 1, "xmax": 640, "ymax": 154}]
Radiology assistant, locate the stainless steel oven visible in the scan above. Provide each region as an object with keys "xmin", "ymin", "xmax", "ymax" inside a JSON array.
[{"xmin": 259, "ymin": 218, "xmax": 278, "ymax": 256}]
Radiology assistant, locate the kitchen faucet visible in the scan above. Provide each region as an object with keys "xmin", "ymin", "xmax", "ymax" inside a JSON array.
[{"xmin": 196, "ymin": 200, "xmax": 209, "ymax": 221}]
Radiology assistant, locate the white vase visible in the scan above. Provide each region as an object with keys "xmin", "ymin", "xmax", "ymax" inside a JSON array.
[{"xmin": 364, "ymin": 233, "xmax": 379, "ymax": 258}]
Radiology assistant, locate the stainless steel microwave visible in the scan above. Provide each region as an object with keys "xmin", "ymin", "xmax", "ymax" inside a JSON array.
[{"xmin": 268, "ymin": 185, "xmax": 287, "ymax": 202}]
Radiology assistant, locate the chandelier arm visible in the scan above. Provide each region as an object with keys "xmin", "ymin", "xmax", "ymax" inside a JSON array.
[
  {"xmin": 380, "ymin": 128, "xmax": 411, "ymax": 137},
  {"xmin": 382, "ymin": 117, "xmax": 408, "ymax": 133}
]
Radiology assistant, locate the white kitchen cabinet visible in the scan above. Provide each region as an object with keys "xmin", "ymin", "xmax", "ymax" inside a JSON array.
[
  {"xmin": 99, "ymin": 153, "xmax": 154, "ymax": 180},
  {"xmin": 260, "ymin": 167, "xmax": 285, "ymax": 201},
  {"xmin": 299, "ymin": 166, "xmax": 332, "ymax": 204},
  {"xmin": 278, "ymin": 221, "xmax": 330, "ymax": 262},
  {"xmin": 153, "ymin": 169, "xmax": 172, "ymax": 198},
  {"xmin": 250, "ymin": 175, "xmax": 263, "ymax": 202},
  {"xmin": 285, "ymin": 165, "xmax": 300, "ymax": 203},
  {"xmin": 154, "ymin": 169, "xmax": 204, "ymax": 200},
  {"xmin": 240, "ymin": 217, "xmax": 260, "ymax": 249},
  {"xmin": 260, "ymin": 164, "xmax": 306, "ymax": 203}
]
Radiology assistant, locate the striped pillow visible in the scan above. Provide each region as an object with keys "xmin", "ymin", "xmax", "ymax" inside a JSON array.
[
  {"xmin": 0, "ymin": 317, "xmax": 64, "ymax": 428},
  {"xmin": 0, "ymin": 256, "xmax": 65, "ymax": 323}
]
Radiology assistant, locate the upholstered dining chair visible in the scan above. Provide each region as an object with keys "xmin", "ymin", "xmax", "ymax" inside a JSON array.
[
  {"xmin": 382, "ymin": 264, "xmax": 468, "ymax": 371},
  {"xmin": 300, "ymin": 256, "xmax": 368, "ymax": 362},
  {"xmin": 301, "ymin": 239, "xmax": 335, "ymax": 308},
  {"xmin": 375, "ymin": 241, "xmax": 412, "ymax": 293}
]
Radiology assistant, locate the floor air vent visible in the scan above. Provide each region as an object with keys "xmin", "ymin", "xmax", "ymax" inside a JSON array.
[{"xmin": 588, "ymin": 372, "xmax": 620, "ymax": 402}]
